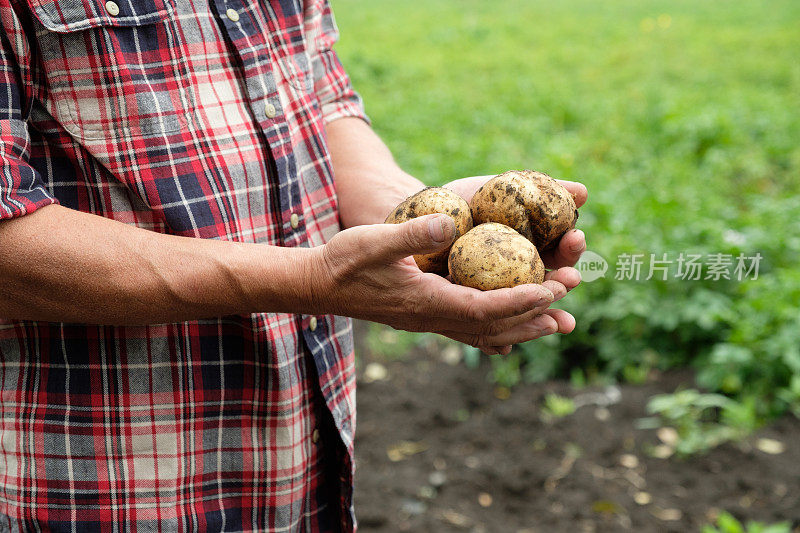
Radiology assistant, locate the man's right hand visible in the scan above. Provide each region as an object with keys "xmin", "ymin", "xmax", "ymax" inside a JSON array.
[{"xmin": 310, "ymin": 214, "xmax": 581, "ymax": 355}]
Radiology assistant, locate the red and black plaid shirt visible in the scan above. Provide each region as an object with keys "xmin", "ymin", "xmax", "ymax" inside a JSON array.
[{"xmin": 0, "ymin": 0, "xmax": 366, "ymax": 529}]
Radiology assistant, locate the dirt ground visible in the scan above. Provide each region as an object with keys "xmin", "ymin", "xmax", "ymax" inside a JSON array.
[{"xmin": 352, "ymin": 325, "xmax": 800, "ymax": 533}]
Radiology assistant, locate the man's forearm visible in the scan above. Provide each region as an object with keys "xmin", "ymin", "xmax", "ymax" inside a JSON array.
[
  {"xmin": 0, "ymin": 205, "xmax": 320, "ymax": 325},
  {"xmin": 326, "ymin": 117, "xmax": 425, "ymax": 227}
]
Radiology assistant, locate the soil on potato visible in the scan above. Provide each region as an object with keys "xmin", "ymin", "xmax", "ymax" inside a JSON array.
[{"xmin": 352, "ymin": 324, "xmax": 800, "ymax": 533}]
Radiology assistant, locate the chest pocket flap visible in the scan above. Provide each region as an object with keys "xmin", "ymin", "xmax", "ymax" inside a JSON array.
[{"xmin": 29, "ymin": 0, "xmax": 171, "ymax": 32}]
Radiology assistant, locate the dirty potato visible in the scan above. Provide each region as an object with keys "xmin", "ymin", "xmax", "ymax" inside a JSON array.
[
  {"xmin": 385, "ymin": 187, "xmax": 473, "ymax": 275},
  {"xmin": 448, "ymin": 223, "xmax": 545, "ymax": 290},
  {"xmin": 470, "ymin": 170, "xmax": 578, "ymax": 250}
]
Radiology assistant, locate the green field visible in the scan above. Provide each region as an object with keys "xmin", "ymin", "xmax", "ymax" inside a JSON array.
[{"xmin": 333, "ymin": 0, "xmax": 800, "ymax": 438}]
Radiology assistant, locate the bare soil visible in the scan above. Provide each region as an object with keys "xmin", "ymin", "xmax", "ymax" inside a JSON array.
[{"xmin": 352, "ymin": 325, "xmax": 800, "ymax": 532}]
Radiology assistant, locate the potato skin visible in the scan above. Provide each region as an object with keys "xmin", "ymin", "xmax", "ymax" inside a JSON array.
[
  {"xmin": 448, "ymin": 223, "xmax": 545, "ymax": 290},
  {"xmin": 470, "ymin": 170, "xmax": 578, "ymax": 250},
  {"xmin": 385, "ymin": 187, "xmax": 473, "ymax": 275}
]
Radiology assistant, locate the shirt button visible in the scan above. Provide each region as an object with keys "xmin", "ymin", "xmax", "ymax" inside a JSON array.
[
  {"xmin": 290, "ymin": 213, "xmax": 300, "ymax": 229},
  {"xmin": 225, "ymin": 8, "xmax": 240, "ymax": 22},
  {"xmin": 309, "ymin": 316, "xmax": 318, "ymax": 332},
  {"xmin": 264, "ymin": 102, "xmax": 277, "ymax": 119},
  {"xmin": 311, "ymin": 428, "xmax": 320, "ymax": 444},
  {"xmin": 105, "ymin": 1, "xmax": 120, "ymax": 16}
]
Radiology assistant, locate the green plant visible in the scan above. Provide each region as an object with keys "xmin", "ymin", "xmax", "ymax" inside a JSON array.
[
  {"xmin": 490, "ymin": 352, "xmax": 522, "ymax": 388},
  {"xmin": 702, "ymin": 511, "xmax": 791, "ymax": 533},
  {"xmin": 642, "ymin": 389, "xmax": 758, "ymax": 455},
  {"xmin": 541, "ymin": 393, "xmax": 577, "ymax": 419},
  {"xmin": 363, "ymin": 323, "xmax": 425, "ymax": 360}
]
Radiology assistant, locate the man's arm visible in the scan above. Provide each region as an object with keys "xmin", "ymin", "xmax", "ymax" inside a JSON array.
[
  {"xmin": 0, "ymin": 205, "xmax": 319, "ymax": 324},
  {"xmin": 0, "ymin": 203, "xmax": 569, "ymax": 357},
  {"xmin": 327, "ymin": 117, "xmax": 424, "ymax": 227}
]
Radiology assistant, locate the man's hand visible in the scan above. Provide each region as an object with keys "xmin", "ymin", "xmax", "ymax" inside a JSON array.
[
  {"xmin": 444, "ymin": 175, "xmax": 589, "ymax": 269},
  {"xmin": 324, "ymin": 120, "xmax": 588, "ymax": 354},
  {"xmin": 310, "ymin": 214, "xmax": 581, "ymax": 355}
]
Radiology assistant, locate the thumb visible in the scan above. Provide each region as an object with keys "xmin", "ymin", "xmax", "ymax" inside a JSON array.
[{"xmin": 371, "ymin": 214, "xmax": 456, "ymax": 263}]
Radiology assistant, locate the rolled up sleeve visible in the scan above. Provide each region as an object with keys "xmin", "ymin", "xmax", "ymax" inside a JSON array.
[
  {"xmin": 0, "ymin": 1, "xmax": 58, "ymax": 221},
  {"xmin": 306, "ymin": 0, "xmax": 369, "ymax": 126}
]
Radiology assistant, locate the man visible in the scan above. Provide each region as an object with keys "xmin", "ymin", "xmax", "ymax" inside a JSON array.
[{"xmin": 0, "ymin": 0, "xmax": 587, "ymax": 530}]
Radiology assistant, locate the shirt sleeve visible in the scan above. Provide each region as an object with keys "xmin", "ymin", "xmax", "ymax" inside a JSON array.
[
  {"xmin": 306, "ymin": 0, "xmax": 370, "ymax": 126},
  {"xmin": 0, "ymin": 0, "xmax": 58, "ymax": 221}
]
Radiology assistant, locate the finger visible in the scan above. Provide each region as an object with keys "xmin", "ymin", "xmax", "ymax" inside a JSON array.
[
  {"xmin": 420, "ymin": 272, "xmax": 575, "ymax": 336},
  {"xmin": 442, "ymin": 175, "xmax": 493, "ymax": 203},
  {"xmin": 469, "ymin": 279, "xmax": 568, "ymax": 334},
  {"xmin": 542, "ymin": 308, "xmax": 576, "ymax": 334},
  {"xmin": 425, "ymin": 278, "xmax": 555, "ymax": 323},
  {"xmin": 555, "ymin": 180, "xmax": 588, "ymax": 208},
  {"xmin": 475, "ymin": 311, "xmax": 575, "ymax": 354},
  {"xmin": 479, "ymin": 345, "xmax": 511, "ymax": 356},
  {"xmin": 540, "ymin": 229, "xmax": 586, "ymax": 269},
  {"xmin": 485, "ymin": 345, "xmax": 513, "ymax": 356},
  {"xmin": 485, "ymin": 309, "xmax": 576, "ymax": 344},
  {"xmin": 368, "ymin": 214, "xmax": 456, "ymax": 264},
  {"xmin": 444, "ymin": 313, "xmax": 560, "ymax": 347},
  {"xmin": 543, "ymin": 268, "xmax": 582, "ymax": 292}
]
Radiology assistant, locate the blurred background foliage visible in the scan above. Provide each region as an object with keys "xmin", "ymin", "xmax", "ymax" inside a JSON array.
[{"xmin": 333, "ymin": 0, "xmax": 800, "ymax": 441}]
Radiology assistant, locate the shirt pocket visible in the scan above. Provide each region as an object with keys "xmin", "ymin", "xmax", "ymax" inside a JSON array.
[
  {"xmin": 267, "ymin": 1, "xmax": 314, "ymax": 95},
  {"xmin": 29, "ymin": 0, "xmax": 195, "ymax": 141},
  {"xmin": 282, "ymin": 48, "xmax": 314, "ymax": 94}
]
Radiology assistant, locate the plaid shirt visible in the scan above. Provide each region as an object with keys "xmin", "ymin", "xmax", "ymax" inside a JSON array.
[{"xmin": 0, "ymin": 0, "xmax": 366, "ymax": 529}]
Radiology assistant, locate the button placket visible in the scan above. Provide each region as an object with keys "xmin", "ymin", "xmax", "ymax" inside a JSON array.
[{"xmin": 211, "ymin": 0, "xmax": 299, "ymax": 245}]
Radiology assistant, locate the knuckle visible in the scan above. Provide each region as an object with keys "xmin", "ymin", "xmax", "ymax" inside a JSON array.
[
  {"xmin": 462, "ymin": 295, "xmax": 487, "ymax": 323},
  {"xmin": 467, "ymin": 334, "xmax": 487, "ymax": 348},
  {"xmin": 481, "ymin": 321, "xmax": 503, "ymax": 337},
  {"xmin": 400, "ymin": 222, "xmax": 422, "ymax": 251},
  {"xmin": 508, "ymin": 289, "xmax": 527, "ymax": 315},
  {"xmin": 547, "ymin": 281, "xmax": 567, "ymax": 299}
]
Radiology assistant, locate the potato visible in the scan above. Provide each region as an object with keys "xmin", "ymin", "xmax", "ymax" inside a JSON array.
[
  {"xmin": 448, "ymin": 223, "xmax": 545, "ymax": 290},
  {"xmin": 470, "ymin": 170, "xmax": 578, "ymax": 250},
  {"xmin": 385, "ymin": 187, "xmax": 473, "ymax": 275}
]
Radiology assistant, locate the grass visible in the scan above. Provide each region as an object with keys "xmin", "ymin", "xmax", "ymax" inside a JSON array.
[
  {"xmin": 335, "ymin": 0, "xmax": 799, "ymax": 200},
  {"xmin": 334, "ymin": 0, "xmax": 800, "ymax": 432}
]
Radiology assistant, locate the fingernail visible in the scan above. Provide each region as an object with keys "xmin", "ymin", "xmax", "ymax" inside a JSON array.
[
  {"xmin": 568, "ymin": 229, "xmax": 585, "ymax": 252},
  {"xmin": 534, "ymin": 290, "xmax": 554, "ymax": 307},
  {"xmin": 428, "ymin": 216, "xmax": 445, "ymax": 242},
  {"xmin": 428, "ymin": 215, "xmax": 453, "ymax": 243}
]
